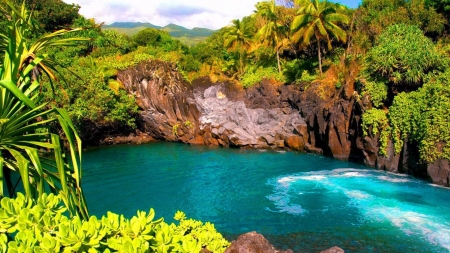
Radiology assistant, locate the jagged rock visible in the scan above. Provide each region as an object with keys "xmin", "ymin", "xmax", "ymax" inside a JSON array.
[
  {"xmin": 117, "ymin": 62, "xmax": 448, "ymax": 187},
  {"xmin": 376, "ymin": 140, "xmax": 401, "ymax": 172},
  {"xmin": 427, "ymin": 159, "xmax": 450, "ymax": 187},
  {"xmin": 194, "ymin": 83, "xmax": 306, "ymax": 149},
  {"xmin": 224, "ymin": 232, "xmax": 293, "ymax": 253},
  {"xmin": 118, "ymin": 60, "xmax": 200, "ymax": 143},
  {"xmin": 320, "ymin": 246, "xmax": 345, "ymax": 253}
]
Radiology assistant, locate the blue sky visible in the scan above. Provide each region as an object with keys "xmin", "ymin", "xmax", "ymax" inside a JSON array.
[
  {"xmin": 62, "ymin": 0, "xmax": 362, "ymax": 30},
  {"xmin": 333, "ymin": 0, "xmax": 360, "ymax": 8}
]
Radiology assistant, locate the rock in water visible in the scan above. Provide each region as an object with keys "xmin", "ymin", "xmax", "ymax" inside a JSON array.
[
  {"xmin": 320, "ymin": 246, "xmax": 345, "ymax": 253},
  {"xmin": 224, "ymin": 232, "xmax": 293, "ymax": 253}
]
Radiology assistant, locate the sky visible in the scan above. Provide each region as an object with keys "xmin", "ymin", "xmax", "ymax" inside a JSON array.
[{"xmin": 62, "ymin": 0, "xmax": 362, "ymax": 30}]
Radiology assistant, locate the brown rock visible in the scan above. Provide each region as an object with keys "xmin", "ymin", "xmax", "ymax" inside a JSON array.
[
  {"xmin": 320, "ymin": 246, "xmax": 345, "ymax": 253},
  {"xmin": 286, "ymin": 135, "xmax": 305, "ymax": 151},
  {"xmin": 376, "ymin": 139, "xmax": 400, "ymax": 172},
  {"xmin": 427, "ymin": 159, "xmax": 450, "ymax": 187},
  {"xmin": 224, "ymin": 232, "xmax": 293, "ymax": 253}
]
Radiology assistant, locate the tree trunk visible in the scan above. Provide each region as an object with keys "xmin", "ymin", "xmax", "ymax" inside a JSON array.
[
  {"xmin": 317, "ymin": 39, "xmax": 322, "ymax": 75},
  {"xmin": 276, "ymin": 48, "xmax": 281, "ymax": 73}
]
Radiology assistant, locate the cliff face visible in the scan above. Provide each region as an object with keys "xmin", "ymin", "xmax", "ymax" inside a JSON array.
[{"xmin": 118, "ymin": 60, "xmax": 449, "ymax": 187}]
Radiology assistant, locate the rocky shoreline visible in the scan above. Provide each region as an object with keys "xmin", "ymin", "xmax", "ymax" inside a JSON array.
[{"xmin": 114, "ymin": 60, "xmax": 449, "ymax": 187}]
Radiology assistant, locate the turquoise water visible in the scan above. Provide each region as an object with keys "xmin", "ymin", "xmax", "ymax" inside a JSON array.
[{"xmin": 82, "ymin": 142, "xmax": 450, "ymax": 252}]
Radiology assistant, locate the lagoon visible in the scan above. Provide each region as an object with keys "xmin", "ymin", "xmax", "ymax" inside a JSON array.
[{"xmin": 83, "ymin": 142, "xmax": 450, "ymax": 252}]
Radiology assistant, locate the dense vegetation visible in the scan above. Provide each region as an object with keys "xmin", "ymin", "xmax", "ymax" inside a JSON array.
[
  {"xmin": 1, "ymin": 0, "xmax": 450, "ymax": 250},
  {"xmin": 0, "ymin": 193, "xmax": 229, "ymax": 252},
  {"xmin": 2, "ymin": 0, "xmax": 448, "ymax": 165}
]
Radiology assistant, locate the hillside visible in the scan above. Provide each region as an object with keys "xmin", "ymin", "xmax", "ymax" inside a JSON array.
[{"xmin": 103, "ymin": 22, "xmax": 216, "ymax": 46}]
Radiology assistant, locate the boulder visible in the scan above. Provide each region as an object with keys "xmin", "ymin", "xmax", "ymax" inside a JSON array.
[
  {"xmin": 118, "ymin": 60, "xmax": 200, "ymax": 143},
  {"xmin": 224, "ymin": 232, "xmax": 293, "ymax": 253},
  {"xmin": 320, "ymin": 246, "xmax": 345, "ymax": 253},
  {"xmin": 427, "ymin": 159, "xmax": 450, "ymax": 186}
]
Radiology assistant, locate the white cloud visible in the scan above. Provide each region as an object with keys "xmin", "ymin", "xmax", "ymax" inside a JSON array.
[{"xmin": 63, "ymin": 0, "xmax": 261, "ymax": 30}]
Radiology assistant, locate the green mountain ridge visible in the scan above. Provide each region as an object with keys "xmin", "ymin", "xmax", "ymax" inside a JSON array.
[{"xmin": 104, "ymin": 22, "xmax": 216, "ymax": 45}]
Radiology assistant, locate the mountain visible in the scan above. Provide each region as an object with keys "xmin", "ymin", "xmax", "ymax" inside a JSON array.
[{"xmin": 103, "ymin": 22, "xmax": 216, "ymax": 45}]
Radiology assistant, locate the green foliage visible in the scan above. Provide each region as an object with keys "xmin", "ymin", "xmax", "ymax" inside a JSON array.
[
  {"xmin": 291, "ymin": 0, "xmax": 350, "ymax": 74},
  {"xmin": 224, "ymin": 17, "xmax": 256, "ymax": 75},
  {"xmin": 283, "ymin": 58, "xmax": 317, "ymax": 83},
  {"xmin": 133, "ymin": 28, "xmax": 165, "ymax": 47},
  {"xmin": 362, "ymin": 70, "xmax": 450, "ymax": 161},
  {"xmin": 44, "ymin": 57, "xmax": 139, "ymax": 133},
  {"xmin": 0, "ymin": 0, "xmax": 88, "ymax": 219},
  {"xmin": 361, "ymin": 80, "xmax": 388, "ymax": 107},
  {"xmin": 355, "ymin": 0, "xmax": 446, "ymax": 48},
  {"xmin": 0, "ymin": 193, "xmax": 230, "ymax": 253},
  {"xmin": 364, "ymin": 24, "xmax": 447, "ymax": 86},
  {"xmin": 389, "ymin": 81, "xmax": 450, "ymax": 162},
  {"xmin": 29, "ymin": 0, "xmax": 80, "ymax": 32},
  {"xmin": 241, "ymin": 66, "xmax": 285, "ymax": 88}
]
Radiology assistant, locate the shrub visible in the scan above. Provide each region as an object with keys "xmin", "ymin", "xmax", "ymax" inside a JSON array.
[
  {"xmin": 0, "ymin": 193, "xmax": 230, "ymax": 253},
  {"xmin": 241, "ymin": 66, "xmax": 285, "ymax": 88},
  {"xmin": 361, "ymin": 108, "xmax": 391, "ymax": 156},
  {"xmin": 364, "ymin": 24, "xmax": 447, "ymax": 86},
  {"xmin": 361, "ymin": 80, "xmax": 388, "ymax": 108}
]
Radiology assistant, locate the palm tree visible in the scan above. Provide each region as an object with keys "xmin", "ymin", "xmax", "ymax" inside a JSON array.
[
  {"xmin": 291, "ymin": 0, "xmax": 350, "ymax": 74},
  {"xmin": 255, "ymin": 0, "xmax": 288, "ymax": 73},
  {"xmin": 223, "ymin": 18, "xmax": 254, "ymax": 75},
  {"xmin": 0, "ymin": 0, "xmax": 89, "ymax": 219}
]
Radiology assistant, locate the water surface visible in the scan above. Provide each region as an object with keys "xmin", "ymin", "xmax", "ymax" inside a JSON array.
[{"xmin": 83, "ymin": 142, "xmax": 450, "ymax": 252}]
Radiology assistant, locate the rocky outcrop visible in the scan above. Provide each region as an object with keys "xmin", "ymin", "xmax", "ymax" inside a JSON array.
[
  {"xmin": 224, "ymin": 232, "xmax": 344, "ymax": 253},
  {"xmin": 194, "ymin": 83, "xmax": 307, "ymax": 149},
  {"xmin": 427, "ymin": 159, "xmax": 450, "ymax": 187},
  {"xmin": 118, "ymin": 60, "xmax": 449, "ymax": 187},
  {"xmin": 118, "ymin": 60, "xmax": 201, "ymax": 143},
  {"xmin": 224, "ymin": 232, "xmax": 293, "ymax": 253}
]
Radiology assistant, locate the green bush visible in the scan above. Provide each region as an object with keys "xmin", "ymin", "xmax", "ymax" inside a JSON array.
[
  {"xmin": 389, "ymin": 82, "xmax": 450, "ymax": 162},
  {"xmin": 241, "ymin": 66, "xmax": 285, "ymax": 88},
  {"xmin": 361, "ymin": 108, "xmax": 391, "ymax": 157},
  {"xmin": 361, "ymin": 80, "xmax": 388, "ymax": 108},
  {"xmin": 283, "ymin": 58, "xmax": 317, "ymax": 83},
  {"xmin": 362, "ymin": 71, "xmax": 450, "ymax": 162},
  {"xmin": 364, "ymin": 24, "xmax": 447, "ymax": 86},
  {"xmin": 0, "ymin": 193, "xmax": 230, "ymax": 253},
  {"xmin": 44, "ymin": 57, "xmax": 139, "ymax": 133}
]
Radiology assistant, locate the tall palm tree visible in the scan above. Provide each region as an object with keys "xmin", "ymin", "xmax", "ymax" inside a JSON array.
[
  {"xmin": 291, "ymin": 0, "xmax": 350, "ymax": 74},
  {"xmin": 0, "ymin": 0, "xmax": 89, "ymax": 219},
  {"xmin": 255, "ymin": 0, "xmax": 288, "ymax": 73},
  {"xmin": 224, "ymin": 18, "xmax": 254, "ymax": 75}
]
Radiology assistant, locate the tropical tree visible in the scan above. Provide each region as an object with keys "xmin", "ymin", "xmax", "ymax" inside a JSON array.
[
  {"xmin": 364, "ymin": 24, "xmax": 447, "ymax": 87},
  {"xmin": 224, "ymin": 18, "xmax": 255, "ymax": 75},
  {"xmin": 291, "ymin": 0, "xmax": 350, "ymax": 74},
  {"xmin": 0, "ymin": 1, "xmax": 89, "ymax": 219},
  {"xmin": 255, "ymin": 0, "xmax": 289, "ymax": 73}
]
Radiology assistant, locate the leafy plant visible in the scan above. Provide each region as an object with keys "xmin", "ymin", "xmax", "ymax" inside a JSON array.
[
  {"xmin": 291, "ymin": 0, "xmax": 350, "ymax": 74},
  {"xmin": 241, "ymin": 66, "xmax": 285, "ymax": 88},
  {"xmin": 361, "ymin": 108, "xmax": 390, "ymax": 156},
  {"xmin": 0, "ymin": 193, "xmax": 230, "ymax": 253},
  {"xmin": 364, "ymin": 24, "xmax": 447, "ymax": 86},
  {"xmin": 361, "ymin": 80, "xmax": 388, "ymax": 108},
  {"xmin": 0, "ymin": 0, "xmax": 88, "ymax": 218}
]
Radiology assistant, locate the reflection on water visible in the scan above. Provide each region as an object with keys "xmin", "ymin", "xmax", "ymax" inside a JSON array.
[{"xmin": 83, "ymin": 142, "xmax": 450, "ymax": 252}]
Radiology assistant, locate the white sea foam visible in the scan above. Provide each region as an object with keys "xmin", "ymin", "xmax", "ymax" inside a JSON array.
[
  {"xmin": 429, "ymin": 183, "xmax": 450, "ymax": 190},
  {"xmin": 332, "ymin": 168, "xmax": 371, "ymax": 174},
  {"xmin": 345, "ymin": 190, "xmax": 371, "ymax": 199},
  {"xmin": 370, "ymin": 207, "xmax": 450, "ymax": 251},
  {"xmin": 378, "ymin": 176, "xmax": 410, "ymax": 183},
  {"xmin": 342, "ymin": 172, "xmax": 366, "ymax": 177},
  {"xmin": 298, "ymin": 175, "xmax": 327, "ymax": 181}
]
